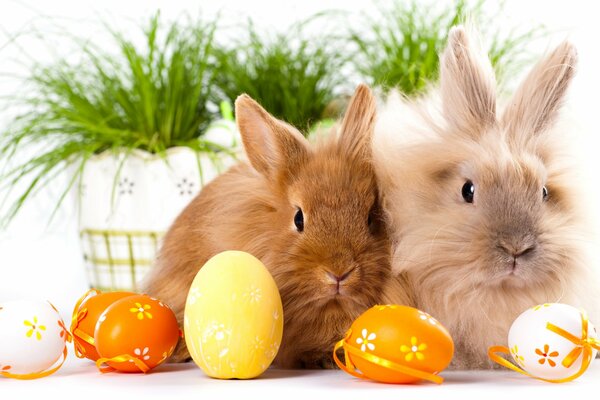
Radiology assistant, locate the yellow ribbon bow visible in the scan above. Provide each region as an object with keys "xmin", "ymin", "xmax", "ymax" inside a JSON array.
[
  {"xmin": 70, "ymin": 289, "xmax": 100, "ymax": 358},
  {"xmin": 96, "ymin": 354, "xmax": 151, "ymax": 374},
  {"xmin": 489, "ymin": 308, "xmax": 599, "ymax": 383},
  {"xmin": 333, "ymin": 329, "xmax": 444, "ymax": 384}
]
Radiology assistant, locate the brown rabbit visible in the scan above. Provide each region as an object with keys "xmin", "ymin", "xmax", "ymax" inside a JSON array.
[
  {"xmin": 144, "ymin": 84, "xmax": 412, "ymax": 368},
  {"xmin": 373, "ymin": 26, "xmax": 600, "ymax": 369}
]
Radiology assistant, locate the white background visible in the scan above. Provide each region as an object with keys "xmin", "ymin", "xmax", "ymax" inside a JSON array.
[
  {"xmin": 1, "ymin": 358, "xmax": 599, "ymax": 400},
  {"xmin": 1, "ymin": 0, "xmax": 600, "ymax": 397}
]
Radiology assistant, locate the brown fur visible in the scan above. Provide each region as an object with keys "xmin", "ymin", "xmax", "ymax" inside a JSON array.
[
  {"xmin": 374, "ymin": 26, "xmax": 599, "ymax": 369},
  {"xmin": 144, "ymin": 84, "xmax": 412, "ymax": 368}
]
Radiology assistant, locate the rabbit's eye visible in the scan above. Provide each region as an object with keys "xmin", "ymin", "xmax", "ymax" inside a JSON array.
[
  {"xmin": 368, "ymin": 211, "xmax": 376, "ymax": 232},
  {"xmin": 367, "ymin": 212, "xmax": 378, "ymax": 235},
  {"xmin": 367, "ymin": 203, "xmax": 381, "ymax": 235},
  {"xmin": 462, "ymin": 180, "xmax": 475, "ymax": 203},
  {"xmin": 294, "ymin": 208, "xmax": 304, "ymax": 232},
  {"xmin": 542, "ymin": 186, "xmax": 549, "ymax": 201}
]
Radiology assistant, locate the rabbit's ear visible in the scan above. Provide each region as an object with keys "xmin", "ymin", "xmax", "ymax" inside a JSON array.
[
  {"xmin": 235, "ymin": 94, "xmax": 309, "ymax": 180},
  {"xmin": 339, "ymin": 84, "xmax": 377, "ymax": 162},
  {"xmin": 502, "ymin": 41, "xmax": 577, "ymax": 139},
  {"xmin": 440, "ymin": 26, "xmax": 497, "ymax": 139}
]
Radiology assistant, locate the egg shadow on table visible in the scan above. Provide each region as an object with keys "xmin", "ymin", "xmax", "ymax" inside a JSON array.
[
  {"xmin": 257, "ymin": 368, "xmax": 316, "ymax": 379},
  {"xmin": 154, "ymin": 362, "xmax": 199, "ymax": 373},
  {"xmin": 312, "ymin": 369, "xmax": 529, "ymax": 389},
  {"xmin": 154, "ymin": 363, "xmax": 316, "ymax": 380},
  {"xmin": 441, "ymin": 370, "xmax": 556, "ymax": 386}
]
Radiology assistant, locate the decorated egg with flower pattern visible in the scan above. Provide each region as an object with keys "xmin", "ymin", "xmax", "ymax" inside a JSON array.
[
  {"xmin": 184, "ymin": 251, "xmax": 284, "ymax": 379},
  {"xmin": 506, "ymin": 303, "xmax": 598, "ymax": 381},
  {"xmin": 94, "ymin": 294, "xmax": 180, "ymax": 373},
  {"xmin": 0, "ymin": 300, "xmax": 69, "ymax": 378},
  {"xmin": 71, "ymin": 290, "xmax": 135, "ymax": 361},
  {"xmin": 334, "ymin": 305, "xmax": 454, "ymax": 384}
]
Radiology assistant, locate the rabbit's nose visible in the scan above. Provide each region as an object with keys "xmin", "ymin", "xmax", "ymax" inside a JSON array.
[
  {"xmin": 512, "ymin": 245, "xmax": 536, "ymax": 258},
  {"xmin": 497, "ymin": 241, "xmax": 537, "ymax": 259},
  {"xmin": 326, "ymin": 267, "xmax": 356, "ymax": 294},
  {"xmin": 327, "ymin": 267, "xmax": 355, "ymax": 283}
]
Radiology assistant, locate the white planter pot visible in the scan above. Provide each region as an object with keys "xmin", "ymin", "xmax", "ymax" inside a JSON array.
[{"xmin": 75, "ymin": 121, "xmax": 240, "ymax": 291}]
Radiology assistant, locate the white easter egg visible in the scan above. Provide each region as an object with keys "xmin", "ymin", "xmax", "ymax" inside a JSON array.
[
  {"xmin": 508, "ymin": 303, "xmax": 597, "ymax": 380},
  {"xmin": 0, "ymin": 300, "xmax": 68, "ymax": 376}
]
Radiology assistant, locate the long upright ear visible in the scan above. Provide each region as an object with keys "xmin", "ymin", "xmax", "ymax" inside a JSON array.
[
  {"xmin": 338, "ymin": 84, "xmax": 377, "ymax": 162},
  {"xmin": 440, "ymin": 26, "xmax": 497, "ymax": 138},
  {"xmin": 502, "ymin": 41, "xmax": 577, "ymax": 139},
  {"xmin": 235, "ymin": 94, "xmax": 309, "ymax": 180}
]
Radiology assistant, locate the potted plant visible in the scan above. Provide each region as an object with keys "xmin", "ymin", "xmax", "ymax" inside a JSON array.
[{"xmin": 0, "ymin": 14, "xmax": 239, "ymax": 291}]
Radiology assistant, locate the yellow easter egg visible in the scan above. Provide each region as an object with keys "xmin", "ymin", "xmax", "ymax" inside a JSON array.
[{"xmin": 184, "ymin": 251, "xmax": 283, "ymax": 379}]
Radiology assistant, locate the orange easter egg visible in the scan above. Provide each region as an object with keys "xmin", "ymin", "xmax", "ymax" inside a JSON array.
[
  {"xmin": 335, "ymin": 305, "xmax": 454, "ymax": 384},
  {"xmin": 71, "ymin": 291, "xmax": 135, "ymax": 361},
  {"xmin": 94, "ymin": 294, "xmax": 180, "ymax": 373}
]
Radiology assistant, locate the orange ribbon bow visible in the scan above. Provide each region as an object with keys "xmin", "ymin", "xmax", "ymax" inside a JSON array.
[
  {"xmin": 333, "ymin": 329, "xmax": 444, "ymax": 384},
  {"xmin": 96, "ymin": 355, "xmax": 151, "ymax": 374},
  {"xmin": 0, "ymin": 347, "xmax": 68, "ymax": 380},
  {"xmin": 70, "ymin": 289, "xmax": 100, "ymax": 358},
  {"xmin": 489, "ymin": 308, "xmax": 599, "ymax": 383}
]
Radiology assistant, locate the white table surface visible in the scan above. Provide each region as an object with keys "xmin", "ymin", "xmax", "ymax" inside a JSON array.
[{"xmin": 2, "ymin": 354, "xmax": 599, "ymax": 400}]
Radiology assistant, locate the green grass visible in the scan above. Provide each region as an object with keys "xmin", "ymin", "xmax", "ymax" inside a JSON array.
[
  {"xmin": 350, "ymin": 0, "xmax": 543, "ymax": 96},
  {"xmin": 0, "ymin": 13, "xmax": 220, "ymax": 225},
  {"xmin": 214, "ymin": 17, "xmax": 347, "ymax": 132}
]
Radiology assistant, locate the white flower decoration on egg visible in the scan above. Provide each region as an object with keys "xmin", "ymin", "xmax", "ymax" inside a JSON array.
[{"xmin": 356, "ymin": 329, "xmax": 376, "ymax": 352}]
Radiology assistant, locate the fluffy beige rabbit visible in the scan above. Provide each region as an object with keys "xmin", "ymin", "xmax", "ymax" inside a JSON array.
[{"xmin": 373, "ymin": 26, "xmax": 599, "ymax": 368}]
